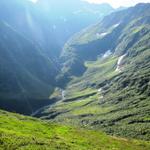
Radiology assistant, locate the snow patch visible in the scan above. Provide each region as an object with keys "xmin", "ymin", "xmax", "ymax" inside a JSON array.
[
  {"xmin": 101, "ymin": 32, "xmax": 108, "ymax": 36},
  {"xmin": 102, "ymin": 50, "xmax": 112, "ymax": 58},
  {"xmin": 96, "ymin": 32, "xmax": 108, "ymax": 38},
  {"xmin": 116, "ymin": 54, "xmax": 127, "ymax": 72},
  {"xmin": 62, "ymin": 90, "xmax": 66, "ymax": 100},
  {"xmin": 98, "ymin": 88, "xmax": 104, "ymax": 100},
  {"xmin": 113, "ymin": 23, "xmax": 120, "ymax": 28},
  {"xmin": 98, "ymin": 88, "xmax": 102, "ymax": 92}
]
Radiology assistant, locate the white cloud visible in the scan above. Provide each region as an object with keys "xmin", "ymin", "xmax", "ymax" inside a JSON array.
[{"xmin": 84, "ymin": 0, "xmax": 150, "ymax": 8}]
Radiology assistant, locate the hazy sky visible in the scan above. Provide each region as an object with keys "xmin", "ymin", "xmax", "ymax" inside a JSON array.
[
  {"xmin": 29, "ymin": 0, "xmax": 150, "ymax": 8},
  {"xmin": 84, "ymin": 0, "xmax": 150, "ymax": 8},
  {"xmin": 30, "ymin": 0, "xmax": 38, "ymax": 3}
]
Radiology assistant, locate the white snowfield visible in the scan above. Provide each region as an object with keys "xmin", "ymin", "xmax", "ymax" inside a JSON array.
[
  {"xmin": 96, "ymin": 32, "xmax": 108, "ymax": 38},
  {"xmin": 62, "ymin": 90, "xmax": 66, "ymax": 100},
  {"xmin": 113, "ymin": 23, "xmax": 120, "ymax": 28},
  {"xmin": 96, "ymin": 23, "xmax": 120, "ymax": 39},
  {"xmin": 98, "ymin": 88, "xmax": 102, "ymax": 92},
  {"xmin": 102, "ymin": 50, "xmax": 112, "ymax": 58},
  {"xmin": 116, "ymin": 54, "xmax": 127, "ymax": 72},
  {"xmin": 98, "ymin": 88, "xmax": 104, "ymax": 100}
]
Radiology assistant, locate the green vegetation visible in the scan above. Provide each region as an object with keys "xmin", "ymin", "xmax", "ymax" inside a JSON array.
[{"xmin": 0, "ymin": 110, "xmax": 150, "ymax": 150}]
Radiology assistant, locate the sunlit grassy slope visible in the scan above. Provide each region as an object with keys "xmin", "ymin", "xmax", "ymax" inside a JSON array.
[{"xmin": 0, "ymin": 110, "xmax": 150, "ymax": 150}]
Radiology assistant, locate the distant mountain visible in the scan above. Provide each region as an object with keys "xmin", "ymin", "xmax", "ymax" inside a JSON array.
[
  {"xmin": 0, "ymin": 0, "xmax": 114, "ymax": 57},
  {"xmin": 36, "ymin": 0, "xmax": 114, "ymax": 50}
]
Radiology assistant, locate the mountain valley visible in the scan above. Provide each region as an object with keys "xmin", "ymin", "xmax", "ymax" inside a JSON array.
[
  {"xmin": 0, "ymin": 1, "xmax": 150, "ymax": 149},
  {"xmin": 35, "ymin": 3, "xmax": 150, "ymax": 141}
]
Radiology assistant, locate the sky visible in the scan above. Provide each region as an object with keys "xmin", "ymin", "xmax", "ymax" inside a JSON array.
[
  {"xmin": 84, "ymin": 0, "xmax": 150, "ymax": 8},
  {"xmin": 30, "ymin": 0, "xmax": 38, "ymax": 3},
  {"xmin": 29, "ymin": 0, "xmax": 150, "ymax": 8}
]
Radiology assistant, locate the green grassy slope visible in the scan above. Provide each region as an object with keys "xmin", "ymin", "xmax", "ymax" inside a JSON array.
[{"xmin": 0, "ymin": 110, "xmax": 150, "ymax": 150}]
